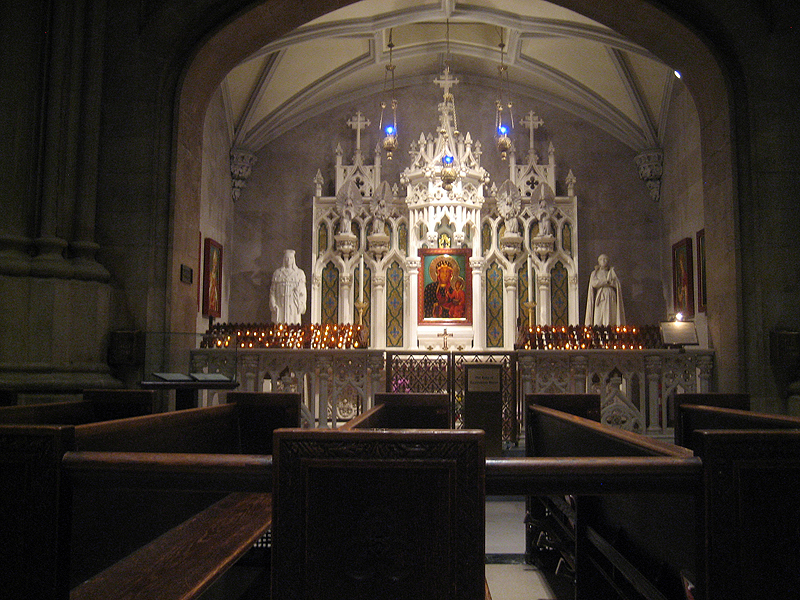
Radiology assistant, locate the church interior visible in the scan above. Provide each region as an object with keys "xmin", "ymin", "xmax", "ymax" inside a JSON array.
[{"xmin": 2, "ymin": 0, "xmax": 800, "ymax": 599}]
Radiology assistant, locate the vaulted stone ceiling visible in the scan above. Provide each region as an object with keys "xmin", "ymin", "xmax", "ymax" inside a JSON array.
[{"xmin": 221, "ymin": 0, "xmax": 680, "ymax": 154}]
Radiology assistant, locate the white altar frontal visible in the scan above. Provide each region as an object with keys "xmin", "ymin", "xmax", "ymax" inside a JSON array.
[{"xmin": 311, "ymin": 67, "xmax": 579, "ymax": 351}]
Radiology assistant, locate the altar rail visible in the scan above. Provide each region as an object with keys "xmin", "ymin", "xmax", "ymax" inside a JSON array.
[
  {"xmin": 518, "ymin": 349, "xmax": 714, "ymax": 436},
  {"xmin": 189, "ymin": 349, "xmax": 384, "ymax": 428},
  {"xmin": 189, "ymin": 347, "xmax": 714, "ymax": 437}
]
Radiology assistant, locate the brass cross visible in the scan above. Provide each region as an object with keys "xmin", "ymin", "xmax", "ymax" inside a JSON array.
[{"xmin": 438, "ymin": 328, "xmax": 454, "ymax": 350}]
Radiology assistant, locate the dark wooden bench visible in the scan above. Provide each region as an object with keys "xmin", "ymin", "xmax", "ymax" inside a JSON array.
[
  {"xmin": 70, "ymin": 492, "xmax": 272, "ymax": 600},
  {"xmin": 2, "ymin": 392, "xmax": 300, "ymax": 600},
  {"xmin": 525, "ymin": 393, "xmax": 601, "ymax": 421},
  {"xmin": 271, "ymin": 427, "xmax": 486, "ymax": 599},
  {"xmin": 0, "ymin": 389, "xmax": 155, "ymax": 425},
  {"xmin": 341, "ymin": 392, "xmax": 451, "ymax": 430},
  {"xmin": 483, "ymin": 402, "xmax": 800, "ymax": 600},
  {"xmin": 675, "ymin": 402, "xmax": 800, "ymax": 448}
]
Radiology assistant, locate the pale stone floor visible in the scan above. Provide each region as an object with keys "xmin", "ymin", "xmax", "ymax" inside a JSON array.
[{"xmin": 485, "ymin": 495, "xmax": 570, "ymax": 600}]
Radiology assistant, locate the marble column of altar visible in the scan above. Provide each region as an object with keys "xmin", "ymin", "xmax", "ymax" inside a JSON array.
[
  {"xmin": 406, "ymin": 257, "xmax": 420, "ymax": 348},
  {"xmin": 372, "ymin": 274, "xmax": 387, "ymax": 348}
]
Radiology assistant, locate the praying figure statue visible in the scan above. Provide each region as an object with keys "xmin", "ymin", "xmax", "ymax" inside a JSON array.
[
  {"xmin": 269, "ymin": 249, "xmax": 307, "ymax": 324},
  {"xmin": 585, "ymin": 254, "xmax": 626, "ymax": 326}
]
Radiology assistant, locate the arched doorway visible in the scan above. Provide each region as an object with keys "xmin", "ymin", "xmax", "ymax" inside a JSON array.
[{"xmin": 173, "ymin": 0, "xmax": 741, "ymax": 391}]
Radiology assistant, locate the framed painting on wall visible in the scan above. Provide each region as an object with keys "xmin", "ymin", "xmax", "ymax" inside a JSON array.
[
  {"xmin": 418, "ymin": 248, "xmax": 472, "ymax": 326},
  {"xmin": 672, "ymin": 237, "xmax": 694, "ymax": 319},
  {"xmin": 696, "ymin": 229, "xmax": 706, "ymax": 312},
  {"xmin": 202, "ymin": 238, "xmax": 222, "ymax": 318}
]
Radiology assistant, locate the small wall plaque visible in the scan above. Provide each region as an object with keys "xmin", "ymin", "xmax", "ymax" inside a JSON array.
[{"xmin": 180, "ymin": 264, "xmax": 193, "ymax": 284}]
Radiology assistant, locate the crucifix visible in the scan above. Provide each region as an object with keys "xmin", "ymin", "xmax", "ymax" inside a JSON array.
[
  {"xmin": 347, "ymin": 111, "xmax": 371, "ymax": 155},
  {"xmin": 438, "ymin": 328, "xmax": 454, "ymax": 350},
  {"xmin": 521, "ymin": 111, "xmax": 544, "ymax": 159}
]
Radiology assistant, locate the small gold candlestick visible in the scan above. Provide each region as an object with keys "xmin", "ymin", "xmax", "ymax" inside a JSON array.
[
  {"xmin": 522, "ymin": 300, "xmax": 537, "ymax": 327},
  {"xmin": 354, "ymin": 300, "xmax": 368, "ymax": 326}
]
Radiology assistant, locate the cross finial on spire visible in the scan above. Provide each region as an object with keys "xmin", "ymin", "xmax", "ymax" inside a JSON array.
[
  {"xmin": 521, "ymin": 111, "xmax": 544, "ymax": 153},
  {"xmin": 434, "ymin": 66, "xmax": 460, "ymax": 99},
  {"xmin": 347, "ymin": 112, "xmax": 371, "ymax": 154}
]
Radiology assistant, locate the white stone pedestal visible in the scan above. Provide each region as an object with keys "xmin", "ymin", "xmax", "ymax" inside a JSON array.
[{"xmin": 417, "ymin": 325, "xmax": 473, "ymax": 351}]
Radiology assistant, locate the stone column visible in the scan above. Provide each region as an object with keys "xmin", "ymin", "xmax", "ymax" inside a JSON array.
[
  {"xmin": 0, "ymin": 0, "xmax": 117, "ymax": 399},
  {"xmin": 697, "ymin": 353, "xmax": 714, "ymax": 393},
  {"xmin": 315, "ymin": 272, "xmax": 330, "ymax": 325},
  {"xmin": 406, "ymin": 257, "xmax": 420, "ymax": 349},
  {"xmin": 537, "ymin": 274, "xmax": 551, "ymax": 326},
  {"xmin": 518, "ymin": 354, "xmax": 534, "ymax": 400},
  {"xmin": 372, "ymin": 274, "xmax": 387, "ymax": 348},
  {"xmin": 470, "ymin": 257, "xmax": 485, "ymax": 349},
  {"xmin": 504, "ymin": 274, "xmax": 518, "ymax": 351},
  {"xmin": 645, "ymin": 355, "xmax": 663, "ymax": 433},
  {"xmin": 340, "ymin": 273, "xmax": 353, "ymax": 323},
  {"xmin": 71, "ymin": 0, "xmax": 110, "ymax": 282},
  {"xmin": 571, "ymin": 355, "xmax": 588, "ymax": 393}
]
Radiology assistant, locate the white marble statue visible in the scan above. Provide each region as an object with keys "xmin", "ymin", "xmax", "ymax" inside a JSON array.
[
  {"xmin": 371, "ymin": 181, "xmax": 393, "ymax": 235},
  {"xmin": 534, "ymin": 198, "xmax": 553, "ymax": 237},
  {"xmin": 585, "ymin": 254, "xmax": 626, "ymax": 326},
  {"xmin": 269, "ymin": 249, "xmax": 307, "ymax": 324},
  {"xmin": 336, "ymin": 178, "xmax": 361, "ymax": 235},
  {"xmin": 496, "ymin": 179, "xmax": 522, "ymax": 234}
]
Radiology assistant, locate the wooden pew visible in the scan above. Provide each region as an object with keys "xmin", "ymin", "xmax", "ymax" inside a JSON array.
[
  {"xmin": 485, "ymin": 403, "xmax": 800, "ymax": 600},
  {"xmin": 525, "ymin": 393, "xmax": 601, "ymax": 421},
  {"xmin": 271, "ymin": 427, "xmax": 486, "ymax": 599},
  {"xmin": 521, "ymin": 404, "xmax": 698, "ymax": 600},
  {"xmin": 0, "ymin": 389, "xmax": 154, "ymax": 425},
  {"xmin": 1, "ymin": 392, "xmax": 300, "ymax": 600},
  {"xmin": 675, "ymin": 402, "xmax": 800, "ymax": 448},
  {"xmin": 341, "ymin": 392, "xmax": 451, "ymax": 430}
]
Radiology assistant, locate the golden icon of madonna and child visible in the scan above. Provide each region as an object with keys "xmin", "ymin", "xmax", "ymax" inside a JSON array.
[{"xmin": 421, "ymin": 251, "xmax": 470, "ymax": 321}]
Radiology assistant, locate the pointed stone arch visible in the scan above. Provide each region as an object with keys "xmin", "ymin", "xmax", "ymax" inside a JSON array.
[{"xmin": 173, "ymin": 0, "xmax": 741, "ymax": 388}]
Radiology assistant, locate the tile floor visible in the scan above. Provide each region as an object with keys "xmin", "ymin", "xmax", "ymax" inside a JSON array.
[{"xmin": 484, "ymin": 496, "xmax": 568, "ymax": 600}]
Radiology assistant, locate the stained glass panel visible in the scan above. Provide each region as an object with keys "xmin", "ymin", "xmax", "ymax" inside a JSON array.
[
  {"xmin": 485, "ymin": 261, "xmax": 504, "ymax": 347},
  {"xmin": 386, "ymin": 260, "xmax": 404, "ymax": 347},
  {"xmin": 550, "ymin": 261, "xmax": 568, "ymax": 327},
  {"xmin": 321, "ymin": 261, "xmax": 339, "ymax": 325}
]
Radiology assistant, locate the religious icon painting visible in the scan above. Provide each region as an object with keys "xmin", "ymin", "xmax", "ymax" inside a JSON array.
[
  {"xmin": 696, "ymin": 229, "xmax": 706, "ymax": 312},
  {"xmin": 418, "ymin": 248, "xmax": 472, "ymax": 325},
  {"xmin": 672, "ymin": 237, "xmax": 694, "ymax": 319},
  {"xmin": 202, "ymin": 237, "xmax": 222, "ymax": 318}
]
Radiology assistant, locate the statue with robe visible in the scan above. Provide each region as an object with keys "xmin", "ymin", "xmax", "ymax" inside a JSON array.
[
  {"xmin": 269, "ymin": 249, "xmax": 307, "ymax": 324},
  {"xmin": 534, "ymin": 198, "xmax": 554, "ymax": 237},
  {"xmin": 371, "ymin": 181, "xmax": 393, "ymax": 235},
  {"xmin": 496, "ymin": 179, "xmax": 522, "ymax": 235},
  {"xmin": 585, "ymin": 254, "xmax": 626, "ymax": 326}
]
